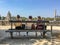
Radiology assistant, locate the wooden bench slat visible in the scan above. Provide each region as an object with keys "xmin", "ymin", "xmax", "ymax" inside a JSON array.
[
  {"xmin": 6, "ymin": 29, "xmax": 51, "ymax": 32},
  {"xmin": 9, "ymin": 20, "xmax": 49, "ymax": 23}
]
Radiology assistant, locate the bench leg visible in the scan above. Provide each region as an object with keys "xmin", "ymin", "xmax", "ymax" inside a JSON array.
[
  {"xmin": 43, "ymin": 31, "xmax": 46, "ymax": 38},
  {"xmin": 27, "ymin": 32, "xmax": 28, "ymax": 36},
  {"xmin": 10, "ymin": 32, "xmax": 13, "ymax": 39},
  {"xmin": 36, "ymin": 32, "xmax": 37, "ymax": 37},
  {"xmin": 19, "ymin": 32, "xmax": 20, "ymax": 36}
]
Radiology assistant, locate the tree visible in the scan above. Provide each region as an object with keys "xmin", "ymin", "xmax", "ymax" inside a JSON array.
[
  {"xmin": 1, "ymin": 16, "xmax": 5, "ymax": 20},
  {"xmin": 0, "ymin": 15, "xmax": 1, "ymax": 20},
  {"xmin": 22, "ymin": 17, "xmax": 27, "ymax": 21},
  {"xmin": 33, "ymin": 17, "xmax": 37, "ymax": 20},
  {"xmin": 45, "ymin": 17, "xmax": 54, "ymax": 21}
]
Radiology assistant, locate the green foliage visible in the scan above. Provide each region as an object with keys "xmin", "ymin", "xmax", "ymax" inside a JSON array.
[
  {"xmin": 56, "ymin": 18, "xmax": 60, "ymax": 21},
  {"xmin": 45, "ymin": 17, "xmax": 54, "ymax": 21},
  {"xmin": 0, "ymin": 15, "xmax": 1, "ymax": 20},
  {"xmin": 1, "ymin": 14, "xmax": 60, "ymax": 21},
  {"xmin": 1, "ymin": 16, "xmax": 5, "ymax": 20},
  {"xmin": 22, "ymin": 17, "xmax": 27, "ymax": 21},
  {"xmin": 11, "ymin": 16, "xmax": 16, "ymax": 20},
  {"xmin": 32, "ymin": 17, "xmax": 37, "ymax": 20}
]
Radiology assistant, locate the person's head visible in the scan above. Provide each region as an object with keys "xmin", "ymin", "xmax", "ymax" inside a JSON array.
[
  {"xmin": 16, "ymin": 15, "xmax": 20, "ymax": 20},
  {"xmin": 29, "ymin": 16, "xmax": 32, "ymax": 19},
  {"xmin": 38, "ymin": 16, "xmax": 41, "ymax": 20}
]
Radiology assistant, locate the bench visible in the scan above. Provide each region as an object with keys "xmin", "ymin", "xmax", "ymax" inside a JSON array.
[
  {"xmin": 5, "ymin": 20, "xmax": 52, "ymax": 38},
  {"xmin": 6, "ymin": 29, "xmax": 51, "ymax": 38}
]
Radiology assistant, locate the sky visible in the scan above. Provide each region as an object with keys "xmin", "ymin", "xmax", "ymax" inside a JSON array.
[{"xmin": 0, "ymin": 0, "xmax": 60, "ymax": 17}]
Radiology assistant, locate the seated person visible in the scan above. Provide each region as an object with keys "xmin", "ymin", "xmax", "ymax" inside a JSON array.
[
  {"xmin": 14, "ymin": 15, "xmax": 25, "ymax": 30},
  {"xmin": 25, "ymin": 16, "xmax": 35, "ymax": 36},
  {"xmin": 25, "ymin": 16, "xmax": 34, "ymax": 29},
  {"xmin": 36, "ymin": 16, "xmax": 46, "ymax": 37},
  {"xmin": 36, "ymin": 16, "xmax": 46, "ymax": 30}
]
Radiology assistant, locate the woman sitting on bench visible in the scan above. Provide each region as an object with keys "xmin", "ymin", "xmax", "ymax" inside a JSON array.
[
  {"xmin": 14, "ymin": 15, "xmax": 22, "ymax": 30},
  {"xmin": 25, "ymin": 16, "xmax": 35, "ymax": 36},
  {"xmin": 25, "ymin": 16, "xmax": 34, "ymax": 29},
  {"xmin": 36, "ymin": 16, "xmax": 46, "ymax": 37}
]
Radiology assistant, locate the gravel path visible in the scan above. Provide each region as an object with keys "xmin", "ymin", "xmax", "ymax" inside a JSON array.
[{"xmin": 0, "ymin": 30, "xmax": 60, "ymax": 45}]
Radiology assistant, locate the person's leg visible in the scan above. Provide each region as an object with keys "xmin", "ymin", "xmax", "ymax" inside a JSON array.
[
  {"xmin": 43, "ymin": 25, "xmax": 47, "ymax": 38},
  {"xmin": 15, "ymin": 26, "xmax": 19, "ymax": 35},
  {"xmin": 16, "ymin": 26, "xmax": 22, "ymax": 36},
  {"xmin": 43, "ymin": 31, "xmax": 46, "ymax": 37},
  {"xmin": 18, "ymin": 26, "xmax": 23, "ymax": 36},
  {"xmin": 22, "ymin": 24, "xmax": 25, "ymax": 29},
  {"xmin": 27, "ymin": 32, "xmax": 28, "ymax": 36},
  {"xmin": 18, "ymin": 26, "xmax": 22, "ymax": 29},
  {"xmin": 16, "ymin": 26, "xmax": 18, "ymax": 29},
  {"xmin": 26, "ymin": 26, "xmax": 29, "ymax": 36},
  {"xmin": 45, "ymin": 25, "xmax": 46, "ymax": 30},
  {"xmin": 16, "ymin": 26, "xmax": 22, "ymax": 29}
]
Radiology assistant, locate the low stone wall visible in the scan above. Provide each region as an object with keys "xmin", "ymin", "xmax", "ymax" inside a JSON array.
[{"xmin": 0, "ymin": 26, "xmax": 15, "ymax": 30}]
